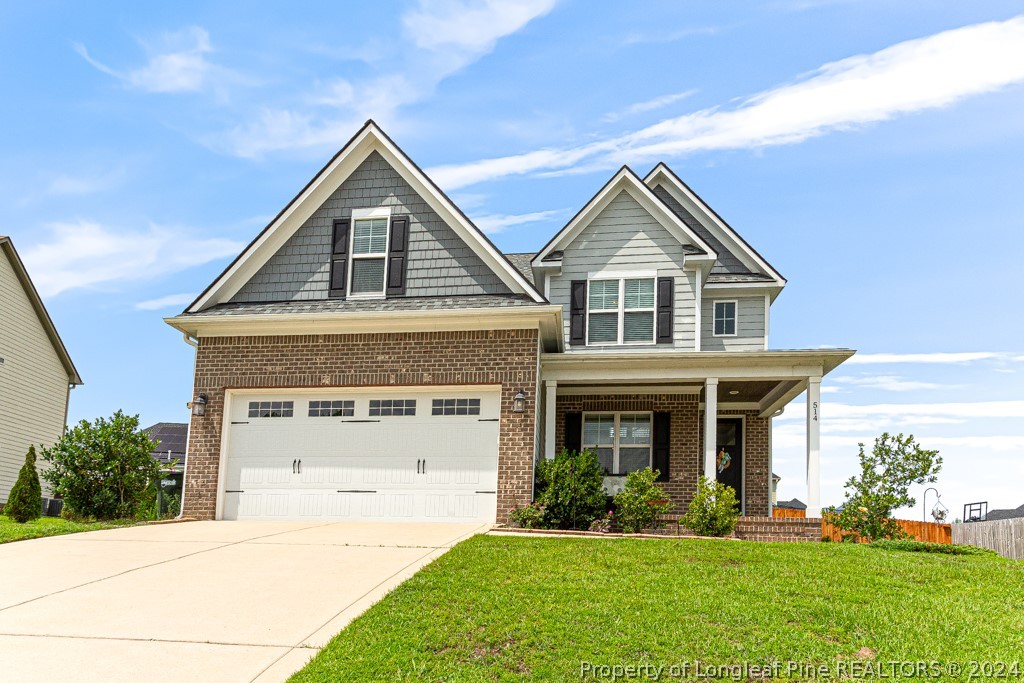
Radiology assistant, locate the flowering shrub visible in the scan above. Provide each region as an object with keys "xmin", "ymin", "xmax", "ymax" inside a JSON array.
[
  {"xmin": 681, "ymin": 477, "xmax": 739, "ymax": 537},
  {"xmin": 588, "ymin": 511, "xmax": 614, "ymax": 533},
  {"xmin": 508, "ymin": 502, "xmax": 546, "ymax": 529}
]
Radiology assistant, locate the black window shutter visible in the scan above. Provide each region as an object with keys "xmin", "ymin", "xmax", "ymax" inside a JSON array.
[
  {"xmin": 569, "ymin": 280, "xmax": 587, "ymax": 345},
  {"xmin": 329, "ymin": 218, "xmax": 350, "ymax": 297},
  {"xmin": 386, "ymin": 215, "xmax": 409, "ymax": 297},
  {"xmin": 656, "ymin": 276, "xmax": 674, "ymax": 344},
  {"xmin": 652, "ymin": 412, "xmax": 670, "ymax": 482},
  {"xmin": 564, "ymin": 412, "xmax": 582, "ymax": 454}
]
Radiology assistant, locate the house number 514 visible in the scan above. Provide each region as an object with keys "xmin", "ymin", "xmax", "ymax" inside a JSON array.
[{"xmin": 812, "ymin": 401, "xmax": 819, "ymax": 422}]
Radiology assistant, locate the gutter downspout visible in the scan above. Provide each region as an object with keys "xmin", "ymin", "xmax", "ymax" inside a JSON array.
[{"xmin": 178, "ymin": 332, "xmax": 199, "ymax": 518}]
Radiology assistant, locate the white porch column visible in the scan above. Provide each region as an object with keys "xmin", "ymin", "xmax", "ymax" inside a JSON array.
[
  {"xmin": 545, "ymin": 380, "xmax": 557, "ymax": 460},
  {"xmin": 703, "ymin": 378, "xmax": 718, "ymax": 481},
  {"xmin": 806, "ymin": 377, "xmax": 822, "ymax": 518}
]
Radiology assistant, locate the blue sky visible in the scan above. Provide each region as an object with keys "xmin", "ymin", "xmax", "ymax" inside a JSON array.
[{"xmin": 3, "ymin": 1, "xmax": 1023, "ymax": 518}]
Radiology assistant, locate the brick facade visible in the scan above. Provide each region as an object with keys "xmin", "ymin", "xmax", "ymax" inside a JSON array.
[
  {"xmin": 183, "ymin": 328, "xmax": 538, "ymax": 522},
  {"xmin": 735, "ymin": 516, "xmax": 823, "ymax": 542},
  {"xmin": 555, "ymin": 395, "xmax": 771, "ymax": 516}
]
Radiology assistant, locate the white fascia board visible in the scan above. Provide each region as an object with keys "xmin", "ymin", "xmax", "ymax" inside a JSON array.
[
  {"xmin": 532, "ymin": 168, "xmax": 717, "ymax": 265},
  {"xmin": 166, "ymin": 304, "xmax": 565, "ymax": 350},
  {"xmin": 643, "ymin": 164, "xmax": 786, "ymax": 286},
  {"xmin": 704, "ymin": 282, "xmax": 784, "ymax": 303},
  {"xmin": 190, "ymin": 123, "xmax": 543, "ymax": 313}
]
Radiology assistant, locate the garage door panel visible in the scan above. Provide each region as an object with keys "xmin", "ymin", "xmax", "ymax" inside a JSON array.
[{"xmin": 223, "ymin": 388, "xmax": 502, "ymax": 522}]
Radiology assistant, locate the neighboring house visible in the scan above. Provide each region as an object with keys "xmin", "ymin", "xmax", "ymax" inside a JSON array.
[
  {"xmin": 142, "ymin": 422, "xmax": 188, "ymax": 472},
  {"xmin": 0, "ymin": 236, "xmax": 83, "ymax": 506},
  {"xmin": 165, "ymin": 121, "xmax": 852, "ymax": 524},
  {"xmin": 776, "ymin": 498, "xmax": 808, "ymax": 511},
  {"xmin": 985, "ymin": 504, "xmax": 1024, "ymax": 521}
]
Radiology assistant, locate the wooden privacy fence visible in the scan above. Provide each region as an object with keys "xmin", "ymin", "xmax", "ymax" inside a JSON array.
[
  {"xmin": 820, "ymin": 517, "xmax": 952, "ymax": 544},
  {"xmin": 772, "ymin": 507, "xmax": 807, "ymax": 519},
  {"xmin": 952, "ymin": 518, "xmax": 1023, "ymax": 560}
]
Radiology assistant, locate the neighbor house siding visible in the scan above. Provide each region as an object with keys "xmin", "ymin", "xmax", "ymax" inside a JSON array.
[
  {"xmin": 231, "ymin": 151, "xmax": 512, "ymax": 302},
  {"xmin": 701, "ymin": 296, "xmax": 766, "ymax": 351},
  {"xmin": 547, "ymin": 190, "xmax": 697, "ymax": 350},
  {"xmin": 183, "ymin": 328, "xmax": 538, "ymax": 522},
  {"xmin": 0, "ymin": 253, "xmax": 68, "ymax": 503}
]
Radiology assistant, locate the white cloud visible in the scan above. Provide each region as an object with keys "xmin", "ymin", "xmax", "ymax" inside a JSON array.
[
  {"xmin": 21, "ymin": 220, "xmax": 243, "ymax": 297},
  {"xmin": 135, "ymin": 293, "xmax": 197, "ymax": 311},
  {"xmin": 831, "ymin": 375, "xmax": 942, "ymax": 391},
  {"xmin": 621, "ymin": 26, "xmax": 718, "ymax": 46},
  {"xmin": 602, "ymin": 90, "xmax": 698, "ymax": 123},
  {"xmin": 846, "ymin": 352, "xmax": 1008, "ymax": 365},
  {"xmin": 428, "ymin": 15, "xmax": 1024, "ymax": 188},
  {"xmin": 74, "ymin": 26, "xmax": 233, "ymax": 94},
  {"xmin": 471, "ymin": 209, "xmax": 564, "ymax": 234},
  {"xmin": 403, "ymin": 0, "xmax": 558, "ymax": 53},
  {"xmin": 218, "ymin": 1, "xmax": 557, "ymax": 158}
]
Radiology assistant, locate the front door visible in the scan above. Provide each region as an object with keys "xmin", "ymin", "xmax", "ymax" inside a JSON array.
[{"xmin": 715, "ymin": 418, "xmax": 743, "ymax": 513}]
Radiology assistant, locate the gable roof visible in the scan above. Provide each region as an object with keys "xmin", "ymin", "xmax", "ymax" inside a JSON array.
[
  {"xmin": 531, "ymin": 166, "xmax": 718, "ymax": 266},
  {"xmin": 0, "ymin": 236, "xmax": 82, "ymax": 385},
  {"xmin": 143, "ymin": 422, "xmax": 188, "ymax": 466},
  {"xmin": 188, "ymin": 121, "xmax": 544, "ymax": 313},
  {"xmin": 643, "ymin": 163, "xmax": 786, "ymax": 287},
  {"xmin": 986, "ymin": 503, "xmax": 1024, "ymax": 521},
  {"xmin": 503, "ymin": 252, "xmax": 536, "ymax": 285}
]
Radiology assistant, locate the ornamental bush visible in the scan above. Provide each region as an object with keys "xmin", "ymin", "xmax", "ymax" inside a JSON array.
[
  {"xmin": 534, "ymin": 449, "xmax": 607, "ymax": 530},
  {"xmin": 41, "ymin": 411, "xmax": 160, "ymax": 520},
  {"xmin": 508, "ymin": 502, "xmax": 546, "ymax": 529},
  {"xmin": 681, "ymin": 477, "xmax": 739, "ymax": 537},
  {"xmin": 5, "ymin": 446, "xmax": 43, "ymax": 523},
  {"xmin": 613, "ymin": 467, "xmax": 671, "ymax": 533}
]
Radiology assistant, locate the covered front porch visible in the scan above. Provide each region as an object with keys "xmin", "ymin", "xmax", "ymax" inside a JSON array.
[{"xmin": 538, "ymin": 350, "xmax": 854, "ymax": 518}]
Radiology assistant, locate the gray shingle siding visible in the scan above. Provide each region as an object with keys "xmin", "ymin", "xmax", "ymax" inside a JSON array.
[
  {"xmin": 548, "ymin": 190, "xmax": 697, "ymax": 350},
  {"xmin": 231, "ymin": 151, "xmax": 512, "ymax": 303},
  {"xmin": 652, "ymin": 184, "xmax": 751, "ymax": 275}
]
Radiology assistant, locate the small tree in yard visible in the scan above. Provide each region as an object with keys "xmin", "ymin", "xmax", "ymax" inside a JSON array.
[
  {"xmin": 5, "ymin": 446, "xmax": 43, "ymax": 523},
  {"xmin": 827, "ymin": 432, "xmax": 941, "ymax": 542},
  {"xmin": 681, "ymin": 477, "xmax": 739, "ymax": 537},
  {"xmin": 41, "ymin": 411, "xmax": 160, "ymax": 520}
]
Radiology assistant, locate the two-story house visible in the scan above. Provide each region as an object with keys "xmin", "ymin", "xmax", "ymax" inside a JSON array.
[{"xmin": 166, "ymin": 121, "xmax": 852, "ymax": 525}]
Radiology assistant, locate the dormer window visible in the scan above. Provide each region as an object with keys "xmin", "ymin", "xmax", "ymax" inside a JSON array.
[
  {"xmin": 713, "ymin": 300, "xmax": 738, "ymax": 336},
  {"xmin": 586, "ymin": 275, "xmax": 656, "ymax": 345},
  {"xmin": 349, "ymin": 216, "xmax": 389, "ymax": 296}
]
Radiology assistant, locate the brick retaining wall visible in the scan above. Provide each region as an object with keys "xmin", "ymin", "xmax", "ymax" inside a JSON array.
[{"xmin": 735, "ymin": 516, "xmax": 823, "ymax": 542}]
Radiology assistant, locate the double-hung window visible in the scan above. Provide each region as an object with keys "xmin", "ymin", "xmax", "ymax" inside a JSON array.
[
  {"xmin": 582, "ymin": 413, "xmax": 652, "ymax": 475},
  {"xmin": 713, "ymin": 300, "xmax": 737, "ymax": 336},
  {"xmin": 349, "ymin": 210, "xmax": 390, "ymax": 297},
  {"xmin": 586, "ymin": 276, "xmax": 655, "ymax": 345}
]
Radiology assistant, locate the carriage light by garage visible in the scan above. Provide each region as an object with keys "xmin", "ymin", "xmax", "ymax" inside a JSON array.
[
  {"xmin": 190, "ymin": 393, "xmax": 208, "ymax": 417},
  {"xmin": 512, "ymin": 389, "xmax": 526, "ymax": 413}
]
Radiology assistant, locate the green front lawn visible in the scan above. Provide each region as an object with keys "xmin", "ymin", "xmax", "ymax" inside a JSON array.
[
  {"xmin": 0, "ymin": 514, "xmax": 133, "ymax": 544},
  {"xmin": 293, "ymin": 535, "xmax": 1023, "ymax": 682}
]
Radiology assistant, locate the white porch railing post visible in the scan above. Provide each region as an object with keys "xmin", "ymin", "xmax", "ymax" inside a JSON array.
[
  {"xmin": 703, "ymin": 378, "xmax": 718, "ymax": 482},
  {"xmin": 545, "ymin": 380, "xmax": 557, "ymax": 460},
  {"xmin": 806, "ymin": 376, "xmax": 822, "ymax": 518}
]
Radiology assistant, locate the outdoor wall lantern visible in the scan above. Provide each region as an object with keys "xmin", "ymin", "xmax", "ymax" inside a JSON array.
[
  {"xmin": 512, "ymin": 389, "xmax": 527, "ymax": 414},
  {"xmin": 190, "ymin": 393, "xmax": 208, "ymax": 417}
]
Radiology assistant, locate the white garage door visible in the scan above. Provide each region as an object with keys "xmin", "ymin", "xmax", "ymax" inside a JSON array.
[{"xmin": 220, "ymin": 387, "xmax": 501, "ymax": 523}]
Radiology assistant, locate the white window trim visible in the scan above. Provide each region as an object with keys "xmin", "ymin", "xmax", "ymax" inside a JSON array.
[
  {"xmin": 712, "ymin": 299, "xmax": 739, "ymax": 337},
  {"xmin": 347, "ymin": 209, "xmax": 392, "ymax": 299},
  {"xmin": 585, "ymin": 275, "xmax": 657, "ymax": 346},
  {"xmin": 581, "ymin": 411, "xmax": 653, "ymax": 475}
]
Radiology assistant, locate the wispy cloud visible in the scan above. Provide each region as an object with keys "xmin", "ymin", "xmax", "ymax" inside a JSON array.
[
  {"xmin": 135, "ymin": 293, "xmax": 197, "ymax": 311},
  {"xmin": 429, "ymin": 16, "xmax": 1024, "ymax": 189},
  {"xmin": 601, "ymin": 90, "xmax": 698, "ymax": 123},
  {"xmin": 74, "ymin": 26, "xmax": 236, "ymax": 94},
  {"xmin": 621, "ymin": 26, "xmax": 719, "ymax": 46},
  {"xmin": 831, "ymin": 375, "xmax": 943, "ymax": 391},
  {"xmin": 776, "ymin": 399, "xmax": 1024, "ymax": 434},
  {"xmin": 21, "ymin": 220, "xmax": 243, "ymax": 297},
  {"xmin": 846, "ymin": 352, "xmax": 1011, "ymax": 365},
  {"xmin": 471, "ymin": 209, "xmax": 565, "ymax": 234},
  {"xmin": 218, "ymin": 0, "xmax": 558, "ymax": 158}
]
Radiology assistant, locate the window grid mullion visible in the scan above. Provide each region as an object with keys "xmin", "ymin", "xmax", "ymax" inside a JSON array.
[
  {"xmin": 612, "ymin": 413, "xmax": 621, "ymax": 473},
  {"xmin": 617, "ymin": 280, "xmax": 625, "ymax": 345}
]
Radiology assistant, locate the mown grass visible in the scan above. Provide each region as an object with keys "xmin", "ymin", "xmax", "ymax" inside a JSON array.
[
  {"xmin": 0, "ymin": 514, "xmax": 133, "ymax": 543},
  {"xmin": 293, "ymin": 535, "xmax": 1023, "ymax": 682}
]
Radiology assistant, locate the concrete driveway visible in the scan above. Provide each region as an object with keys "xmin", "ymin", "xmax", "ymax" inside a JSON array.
[{"xmin": 0, "ymin": 521, "xmax": 484, "ymax": 682}]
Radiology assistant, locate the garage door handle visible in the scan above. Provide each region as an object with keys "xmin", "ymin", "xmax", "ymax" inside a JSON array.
[
  {"xmin": 422, "ymin": 460, "xmax": 426, "ymax": 474},
  {"xmin": 297, "ymin": 459, "xmax": 302, "ymax": 474},
  {"xmin": 416, "ymin": 459, "xmax": 421, "ymax": 474},
  {"xmin": 226, "ymin": 490, "xmax": 245, "ymax": 493},
  {"xmin": 292, "ymin": 459, "xmax": 297, "ymax": 474},
  {"xmin": 478, "ymin": 418, "xmax": 499, "ymax": 422}
]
